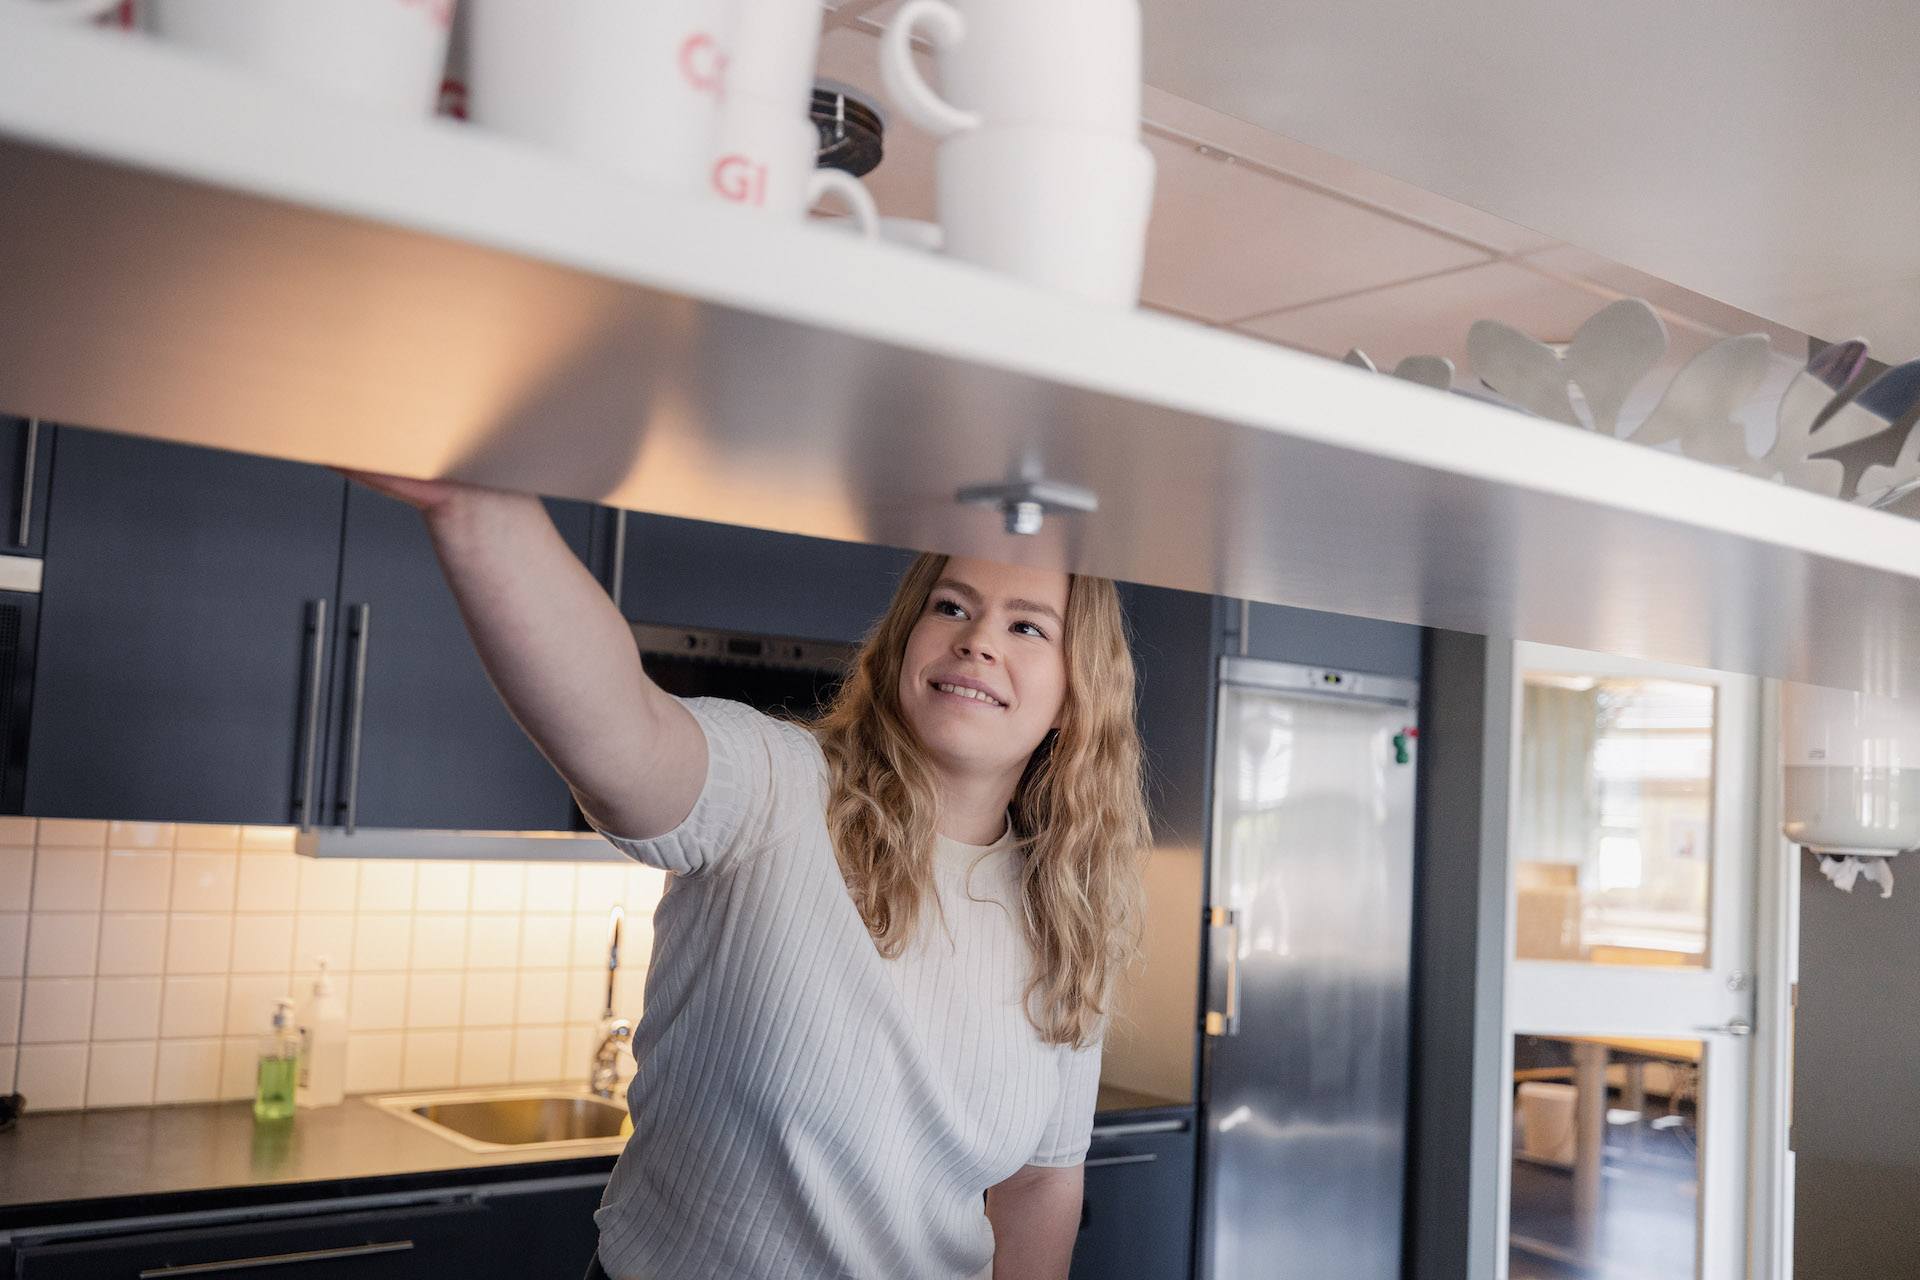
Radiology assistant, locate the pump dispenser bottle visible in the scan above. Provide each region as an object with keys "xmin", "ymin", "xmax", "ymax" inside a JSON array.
[
  {"xmin": 297, "ymin": 957, "xmax": 348, "ymax": 1109},
  {"xmin": 254, "ymin": 997, "xmax": 299, "ymax": 1122}
]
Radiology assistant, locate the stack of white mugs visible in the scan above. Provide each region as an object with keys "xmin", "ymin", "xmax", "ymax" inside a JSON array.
[{"xmin": 11, "ymin": 0, "xmax": 1156, "ymax": 307}]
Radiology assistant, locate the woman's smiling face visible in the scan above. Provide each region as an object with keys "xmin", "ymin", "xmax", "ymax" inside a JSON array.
[{"xmin": 896, "ymin": 556, "xmax": 1071, "ymax": 785}]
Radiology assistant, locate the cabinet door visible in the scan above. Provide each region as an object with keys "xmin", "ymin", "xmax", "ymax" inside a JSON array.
[
  {"xmin": 618, "ymin": 511, "xmax": 913, "ymax": 643},
  {"xmin": 320, "ymin": 485, "xmax": 599, "ymax": 832},
  {"xmin": 1071, "ymin": 1123, "xmax": 1197, "ymax": 1280},
  {"xmin": 0, "ymin": 416, "xmax": 52, "ymax": 557},
  {"xmin": 26, "ymin": 429, "xmax": 346, "ymax": 824}
]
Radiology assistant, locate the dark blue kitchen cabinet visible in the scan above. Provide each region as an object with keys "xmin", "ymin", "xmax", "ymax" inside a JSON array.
[
  {"xmin": 617, "ymin": 510, "xmax": 912, "ymax": 642},
  {"xmin": 1072, "ymin": 1118, "xmax": 1197, "ymax": 1280},
  {"xmin": 25, "ymin": 428, "xmax": 347, "ymax": 825},
  {"xmin": 1, "ymin": 415, "xmax": 52, "ymax": 556},
  {"xmin": 11, "ymin": 1177, "xmax": 604, "ymax": 1279},
  {"xmin": 25, "ymin": 428, "xmax": 603, "ymax": 829},
  {"xmin": 317, "ymin": 484, "xmax": 598, "ymax": 832}
]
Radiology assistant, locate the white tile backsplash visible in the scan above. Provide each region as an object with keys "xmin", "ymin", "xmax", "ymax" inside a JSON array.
[
  {"xmin": 8, "ymin": 825, "xmax": 651, "ymax": 1110},
  {"xmin": 161, "ymin": 975, "xmax": 229, "ymax": 1039},
  {"xmin": 108, "ymin": 821, "xmax": 172, "ymax": 850},
  {"xmin": 414, "ymin": 862, "xmax": 471, "ymax": 913},
  {"xmin": 293, "ymin": 914, "xmax": 356, "ymax": 973},
  {"xmin": 27, "ymin": 913, "xmax": 100, "ymax": 977},
  {"xmin": 348, "ymin": 973, "xmax": 408, "ymax": 1032},
  {"xmin": 410, "ymin": 914, "xmax": 467, "ymax": 970},
  {"xmin": 344, "ymin": 1031, "xmax": 404, "ymax": 1094},
  {"xmin": 92, "ymin": 976, "xmax": 163, "ymax": 1041},
  {"xmin": 165, "ymin": 914, "xmax": 234, "ymax": 975},
  {"xmin": 457, "ymin": 1027, "xmax": 514, "ymax": 1086},
  {"xmin": 352, "ymin": 916, "xmax": 413, "ymax": 973},
  {"xmin": 0, "ymin": 913, "xmax": 25, "ymax": 974},
  {"xmin": 466, "ymin": 914, "xmax": 520, "ymax": 969},
  {"xmin": 229, "ymin": 914, "xmax": 295, "ymax": 974},
  {"xmin": 31, "ymin": 848, "xmax": 104, "ymax": 911},
  {"xmin": 23, "ymin": 977, "xmax": 95, "ymax": 1043},
  {"xmin": 86, "ymin": 1040, "xmax": 157, "ymax": 1108},
  {"xmin": 402, "ymin": 1029, "xmax": 460, "ymax": 1089},
  {"xmin": 522, "ymin": 864, "xmax": 576, "ymax": 914},
  {"xmin": 17, "ymin": 1042, "xmax": 88, "ymax": 1109},
  {"xmin": 357, "ymin": 861, "xmax": 417, "ymax": 914},
  {"xmin": 154, "ymin": 1038, "xmax": 223, "ymax": 1103},
  {"xmin": 97, "ymin": 914, "xmax": 167, "ymax": 976},
  {"xmin": 103, "ymin": 850, "xmax": 172, "ymax": 912},
  {"xmin": 469, "ymin": 864, "xmax": 524, "ymax": 913},
  {"xmin": 235, "ymin": 854, "xmax": 299, "ymax": 913},
  {"xmin": 0, "ymin": 848, "xmax": 32, "ymax": 911},
  {"xmin": 170, "ymin": 853, "xmax": 238, "ymax": 913},
  {"xmin": 405, "ymin": 972, "xmax": 463, "ymax": 1029},
  {"xmin": 514, "ymin": 970, "xmax": 568, "ymax": 1027},
  {"xmin": 297, "ymin": 860, "xmax": 359, "ymax": 914}
]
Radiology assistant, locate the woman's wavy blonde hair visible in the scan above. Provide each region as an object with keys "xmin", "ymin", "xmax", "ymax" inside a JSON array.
[{"xmin": 813, "ymin": 553, "xmax": 1149, "ymax": 1048}]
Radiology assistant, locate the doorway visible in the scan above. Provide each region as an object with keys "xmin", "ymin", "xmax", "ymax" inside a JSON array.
[{"xmin": 1499, "ymin": 643, "xmax": 1783, "ymax": 1280}]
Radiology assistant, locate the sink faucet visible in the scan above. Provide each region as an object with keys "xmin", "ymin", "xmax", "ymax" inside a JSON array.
[{"xmin": 590, "ymin": 903, "xmax": 634, "ymax": 1100}]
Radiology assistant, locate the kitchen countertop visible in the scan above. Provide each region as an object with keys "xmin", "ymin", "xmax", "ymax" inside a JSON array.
[
  {"xmin": 0, "ymin": 1093, "xmax": 617, "ymax": 1230},
  {"xmin": 0, "ymin": 1084, "xmax": 1191, "ymax": 1228}
]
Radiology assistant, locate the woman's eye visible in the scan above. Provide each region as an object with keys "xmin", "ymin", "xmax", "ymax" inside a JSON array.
[
  {"xmin": 1012, "ymin": 621, "xmax": 1048, "ymax": 639},
  {"xmin": 933, "ymin": 600, "xmax": 966, "ymax": 618}
]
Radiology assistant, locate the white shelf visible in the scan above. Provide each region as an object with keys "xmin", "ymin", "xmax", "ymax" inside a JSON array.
[{"xmin": 2, "ymin": 20, "xmax": 1917, "ymax": 693}]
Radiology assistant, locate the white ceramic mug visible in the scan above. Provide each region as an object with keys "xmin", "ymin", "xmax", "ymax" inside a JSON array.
[
  {"xmin": 936, "ymin": 124, "xmax": 1154, "ymax": 306},
  {"xmin": 144, "ymin": 0, "xmax": 453, "ymax": 116},
  {"xmin": 879, "ymin": 0, "xmax": 1140, "ymax": 138},
  {"xmin": 727, "ymin": 0, "xmax": 825, "ymax": 117},
  {"xmin": 467, "ymin": 0, "xmax": 731, "ymax": 194},
  {"xmin": 711, "ymin": 95, "xmax": 880, "ymax": 235}
]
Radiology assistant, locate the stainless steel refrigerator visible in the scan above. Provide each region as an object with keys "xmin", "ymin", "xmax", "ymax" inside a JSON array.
[{"xmin": 1199, "ymin": 656, "xmax": 1420, "ymax": 1279}]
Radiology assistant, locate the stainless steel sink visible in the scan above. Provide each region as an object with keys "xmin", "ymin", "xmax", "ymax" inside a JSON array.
[{"xmin": 372, "ymin": 1087, "xmax": 629, "ymax": 1153}]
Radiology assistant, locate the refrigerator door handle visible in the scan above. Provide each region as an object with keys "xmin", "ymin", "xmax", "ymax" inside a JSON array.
[{"xmin": 1204, "ymin": 906, "xmax": 1242, "ymax": 1036}]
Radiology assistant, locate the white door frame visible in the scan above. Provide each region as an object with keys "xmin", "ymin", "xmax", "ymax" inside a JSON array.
[{"xmin": 1494, "ymin": 643, "xmax": 1792, "ymax": 1280}]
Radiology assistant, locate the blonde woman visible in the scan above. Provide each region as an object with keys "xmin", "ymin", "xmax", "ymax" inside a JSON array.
[{"xmin": 349, "ymin": 474, "xmax": 1150, "ymax": 1280}]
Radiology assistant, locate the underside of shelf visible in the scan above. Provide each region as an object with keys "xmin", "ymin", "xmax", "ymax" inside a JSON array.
[{"xmin": 3, "ymin": 22, "xmax": 1919, "ymax": 696}]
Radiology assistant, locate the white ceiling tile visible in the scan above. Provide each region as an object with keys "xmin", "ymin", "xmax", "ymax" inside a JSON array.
[
  {"xmin": 1139, "ymin": 133, "xmax": 1490, "ymax": 323},
  {"xmin": 1141, "ymin": 85, "xmax": 1564, "ymax": 257}
]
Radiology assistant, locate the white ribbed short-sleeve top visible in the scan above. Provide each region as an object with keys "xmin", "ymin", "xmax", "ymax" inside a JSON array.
[{"xmin": 590, "ymin": 698, "xmax": 1102, "ymax": 1280}]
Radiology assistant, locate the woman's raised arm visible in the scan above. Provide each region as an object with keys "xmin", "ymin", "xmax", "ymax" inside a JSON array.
[{"xmin": 343, "ymin": 472, "xmax": 705, "ymax": 841}]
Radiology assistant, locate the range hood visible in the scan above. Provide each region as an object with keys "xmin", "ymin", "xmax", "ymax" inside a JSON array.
[{"xmin": 3, "ymin": 22, "xmax": 1920, "ymax": 697}]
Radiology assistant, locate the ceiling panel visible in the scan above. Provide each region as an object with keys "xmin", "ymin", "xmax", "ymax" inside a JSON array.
[
  {"xmin": 1139, "ymin": 132, "xmax": 1490, "ymax": 322},
  {"xmin": 1139, "ymin": 0, "xmax": 1920, "ymax": 359}
]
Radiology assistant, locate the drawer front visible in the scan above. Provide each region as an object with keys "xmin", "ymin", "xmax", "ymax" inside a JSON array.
[
  {"xmin": 18, "ymin": 1201, "xmax": 493, "ymax": 1280},
  {"xmin": 1071, "ymin": 1124, "xmax": 1197, "ymax": 1280}
]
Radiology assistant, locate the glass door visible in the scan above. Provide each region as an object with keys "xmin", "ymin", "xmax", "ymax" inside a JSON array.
[{"xmin": 1503, "ymin": 643, "xmax": 1758, "ymax": 1280}]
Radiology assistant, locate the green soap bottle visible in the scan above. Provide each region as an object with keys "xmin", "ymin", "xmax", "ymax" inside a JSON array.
[{"xmin": 254, "ymin": 996, "xmax": 299, "ymax": 1123}]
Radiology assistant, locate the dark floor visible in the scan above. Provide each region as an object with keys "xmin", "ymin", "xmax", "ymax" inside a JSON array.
[{"xmin": 1509, "ymin": 1107, "xmax": 1699, "ymax": 1280}]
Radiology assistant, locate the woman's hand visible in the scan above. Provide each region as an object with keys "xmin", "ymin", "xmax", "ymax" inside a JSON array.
[
  {"xmin": 335, "ymin": 468, "xmax": 470, "ymax": 513},
  {"xmin": 341, "ymin": 469, "xmax": 706, "ymax": 842}
]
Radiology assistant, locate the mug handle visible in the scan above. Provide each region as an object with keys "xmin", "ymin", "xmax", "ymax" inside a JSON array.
[
  {"xmin": 0, "ymin": 0, "xmax": 127, "ymax": 18},
  {"xmin": 878, "ymin": 0, "xmax": 981, "ymax": 139},
  {"xmin": 810, "ymin": 169, "xmax": 880, "ymax": 240}
]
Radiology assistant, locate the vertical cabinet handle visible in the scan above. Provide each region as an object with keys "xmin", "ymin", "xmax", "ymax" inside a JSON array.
[
  {"xmin": 15, "ymin": 418, "xmax": 38, "ymax": 548},
  {"xmin": 294, "ymin": 599, "xmax": 328, "ymax": 830},
  {"xmin": 609, "ymin": 508, "xmax": 628, "ymax": 612},
  {"xmin": 337, "ymin": 604, "xmax": 371, "ymax": 834},
  {"xmin": 1204, "ymin": 906, "xmax": 1242, "ymax": 1037}
]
